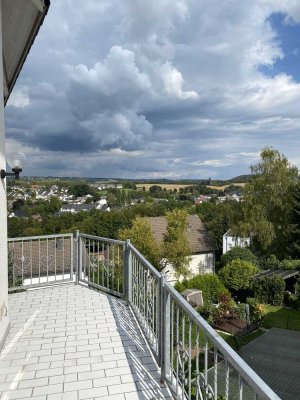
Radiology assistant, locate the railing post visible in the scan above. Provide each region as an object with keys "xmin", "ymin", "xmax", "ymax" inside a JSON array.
[
  {"xmin": 124, "ymin": 239, "xmax": 132, "ymax": 303},
  {"xmin": 75, "ymin": 230, "xmax": 80, "ymax": 284},
  {"xmin": 160, "ymin": 276, "xmax": 171, "ymax": 383}
]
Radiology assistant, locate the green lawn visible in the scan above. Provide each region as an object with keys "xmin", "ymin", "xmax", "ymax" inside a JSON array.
[
  {"xmin": 219, "ymin": 329, "xmax": 265, "ymax": 351},
  {"xmin": 263, "ymin": 305, "xmax": 300, "ymax": 331}
]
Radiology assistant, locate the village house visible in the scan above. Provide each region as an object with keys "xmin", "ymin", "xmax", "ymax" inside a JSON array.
[
  {"xmin": 148, "ymin": 214, "xmax": 216, "ymax": 284},
  {"xmin": 223, "ymin": 229, "xmax": 251, "ymax": 254}
]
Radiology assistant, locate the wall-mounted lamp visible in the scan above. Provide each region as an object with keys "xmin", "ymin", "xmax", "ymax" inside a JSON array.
[{"xmin": 1, "ymin": 152, "xmax": 26, "ymax": 180}]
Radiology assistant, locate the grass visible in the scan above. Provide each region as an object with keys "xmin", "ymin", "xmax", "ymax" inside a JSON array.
[
  {"xmin": 219, "ymin": 329, "xmax": 265, "ymax": 351},
  {"xmin": 262, "ymin": 305, "xmax": 300, "ymax": 331}
]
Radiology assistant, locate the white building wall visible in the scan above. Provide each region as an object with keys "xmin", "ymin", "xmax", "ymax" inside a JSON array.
[
  {"xmin": 0, "ymin": 1, "xmax": 10, "ymax": 348},
  {"xmin": 162, "ymin": 252, "xmax": 215, "ymax": 285},
  {"xmin": 223, "ymin": 232, "xmax": 250, "ymax": 254}
]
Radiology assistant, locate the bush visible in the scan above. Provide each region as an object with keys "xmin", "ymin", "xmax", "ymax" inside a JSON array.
[
  {"xmin": 218, "ymin": 259, "xmax": 258, "ymax": 291},
  {"xmin": 252, "ymin": 275, "xmax": 285, "ymax": 306},
  {"xmin": 260, "ymin": 255, "xmax": 300, "ymax": 270},
  {"xmin": 247, "ymin": 297, "xmax": 266, "ymax": 323},
  {"xmin": 176, "ymin": 274, "xmax": 228, "ymax": 305},
  {"xmin": 220, "ymin": 247, "xmax": 257, "ymax": 267}
]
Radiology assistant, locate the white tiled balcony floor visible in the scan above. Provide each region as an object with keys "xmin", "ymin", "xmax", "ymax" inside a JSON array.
[{"xmin": 0, "ymin": 284, "xmax": 171, "ymax": 400}]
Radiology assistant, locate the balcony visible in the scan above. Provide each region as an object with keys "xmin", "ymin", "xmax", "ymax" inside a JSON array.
[{"xmin": 1, "ymin": 232, "xmax": 280, "ymax": 400}]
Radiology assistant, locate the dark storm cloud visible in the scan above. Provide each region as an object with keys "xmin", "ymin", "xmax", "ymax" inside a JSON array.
[{"xmin": 5, "ymin": 0, "xmax": 300, "ymax": 178}]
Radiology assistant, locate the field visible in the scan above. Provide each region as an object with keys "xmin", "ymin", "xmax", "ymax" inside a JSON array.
[
  {"xmin": 136, "ymin": 183, "xmax": 192, "ymax": 191},
  {"xmin": 207, "ymin": 183, "xmax": 246, "ymax": 190},
  {"xmin": 136, "ymin": 182, "xmax": 246, "ymax": 192}
]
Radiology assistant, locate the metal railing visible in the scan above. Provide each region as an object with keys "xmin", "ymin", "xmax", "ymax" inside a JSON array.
[
  {"xmin": 8, "ymin": 234, "xmax": 74, "ymax": 291},
  {"xmin": 7, "ymin": 232, "xmax": 281, "ymax": 400},
  {"xmin": 76, "ymin": 232, "xmax": 124, "ymax": 297}
]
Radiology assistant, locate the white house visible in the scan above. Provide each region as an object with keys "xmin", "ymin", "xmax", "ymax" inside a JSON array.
[
  {"xmin": 148, "ymin": 214, "xmax": 216, "ymax": 285},
  {"xmin": 222, "ymin": 229, "xmax": 251, "ymax": 254},
  {"xmin": 0, "ymin": 0, "xmax": 50, "ymax": 348}
]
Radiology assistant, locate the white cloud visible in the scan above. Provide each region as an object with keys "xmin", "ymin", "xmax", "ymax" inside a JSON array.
[
  {"xmin": 5, "ymin": 0, "xmax": 300, "ymax": 178},
  {"xmin": 7, "ymin": 89, "xmax": 30, "ymax": 108}
]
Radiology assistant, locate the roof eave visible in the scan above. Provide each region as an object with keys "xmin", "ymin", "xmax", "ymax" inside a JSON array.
[{"xmin": 4, "ymin": 0, "xmax": 50, "ymax": 106}]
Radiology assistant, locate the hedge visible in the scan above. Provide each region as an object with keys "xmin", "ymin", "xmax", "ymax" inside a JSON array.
[
  {"xmin": 252, "ymin": 275, "xmax": 285, "ymax": 306},
  {"xmin": 175, "ymin": 274, "xmax": 228, "ymax": 305}
]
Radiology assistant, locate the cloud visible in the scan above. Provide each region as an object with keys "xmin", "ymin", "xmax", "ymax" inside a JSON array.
[{"xmin": 4, "ymin": 0, "xmax": 300, "ymax": 178}]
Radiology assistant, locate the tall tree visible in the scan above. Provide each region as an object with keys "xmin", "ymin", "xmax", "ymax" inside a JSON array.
[
  {"xmin": 119, "ymin": 217, "xmax": 161, "ymax": 268},
  {"xmin": 288, "ymin": 183, "xmax": 300, "ymax": 258},
  {"xmin": 238, "ymin": 147, "xmax": 298, "ymax": 257},
  {"xmin": 162, "ymin": 209, "xmax": 191, "ymax": 278}
]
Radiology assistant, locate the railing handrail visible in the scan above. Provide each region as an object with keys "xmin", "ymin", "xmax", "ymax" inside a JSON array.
[
  {"xmin": 163, "ymin": 282, "xmax": 281, "ymax": 400},
  {"xmin": 8, "ymin": 233, "xmax": 74, "ymax": 241},
  {"xmin": 128, "ymin": 242, "xmax": 161, "ymax": 279},
  {"xmin": 78, "ymin": 233, "xmax": 125, "ymax": 246}
]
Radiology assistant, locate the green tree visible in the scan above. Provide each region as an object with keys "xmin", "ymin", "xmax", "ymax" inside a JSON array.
[
  {"xmin": 119, "ymin": 217, "xmax": 161, "ymax": 267},
  {"xmin": 162, "ymin": 209, "xmax": 191, "ymax": 278},
  {"xmin": 69, "ymin": 182, "xmax": 91, "ymax": 198},
  {"xmin": 288, "ymin": 183, "xmax": 300, "ymax": 258},
  {"xmin": 219, "ymin": 259, "xmax": 258, "ymax": 291},
  {"xmin": 220, "ymin": 247, "xmax": 257, "ymax": 267},
  {"xmin": 238, "ymin": 148, "xmax": 298, "ymax": 257}
]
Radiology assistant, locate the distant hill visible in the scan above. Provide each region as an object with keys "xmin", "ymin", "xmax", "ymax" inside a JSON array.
[{"xmin": 229, "ymin": 175, "xmax": 253, "ymax": 183}]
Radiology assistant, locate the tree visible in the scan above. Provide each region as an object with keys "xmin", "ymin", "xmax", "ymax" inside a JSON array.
[
  {"xmin": 162, "ymin": 209, "xmax": 191, "ymax": 278},
  {"xmin": 219, "ymin": 259, "xmax": 258, "ymax": 291},
  {"xmin": 69, "ymin": 182, "xmax": 91, "ymax": 198},
  {"xmin": 220, "ymin": 247, "xmax": 257, "ymax": 267},
  {"xmin": 196, "ymin": 200, "xmax": 241, "ymax": 258},
  {"xmin": 119, "ymin": 217, "xmax": 161, "ymax": 268},
  {"xmin": 149, "ymin": 185, "xmax": 163, "ymax": 194},
  {"xmin": 238, "ymin": 147, "xmax": 298, "ymax": 257},
  {"xmin": 288, "ymin": 183, "xmax": 300, "ymax": 258}
]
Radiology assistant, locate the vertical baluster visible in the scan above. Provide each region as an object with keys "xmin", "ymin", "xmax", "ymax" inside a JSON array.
[
  {"xmin": 214, "ymin": 347, "xmax": 218, "ymax": 400},
  {"xmin": 146, "ymin": 271, "xmax": 149, "ymax": 336},
  {"xmin": 92, "ymin": 239, "xmax": 95, "ymax": 284},
  {"xmin": 196, "ymin": 327, "xmax": 199, "ymax": 400},
  {"xmin": 188, "ymin": 318, "xmax": 192, "ymax": 400},
  {"xmin": 182, "ymin": 313, "xmax": 185, "ymax": 400},
  {"xmin": 21, "ymin": 240, "xmax": 24, "ymax": 285},
  {"xmin": 12, "ymin": 242, "xmax": 15, "ymax": 287},
  {"xmin": 171, "ymin": 300, "xmax": 174, "ymax": 384},
  {"xmin": 176, "ymin": 305, "xmax": 179, "ymax": 396},
  {"xmin": 30, "ymin": 240, "xmax": 33, "ymax": 286},
  {"xmin": 102, "ymin": 242, "xmax": 104, "ymax": 286},
  {"xmin": 38, "ymin": 238, "xmax": 41, "ymax": 284},
  {"xmin": 97, "ymin": 240, "xmax": 100, "ymax": 286},
  {"xmin": 88, "ymin": 239, "xmax": 91, "ymax": 284},
  {"xmin": 112, "ymin": 244, "xmax": 115, "ymax": 292},
  {"xmin": 62, "ymin": 236, "xmax": 65, "ymax": 279},
  {"xmin": 54, "ymin": 238, "xmax": 57, "ymax": 281},
  {"xmin": 107, "ymin": 243, "xmax": 110, "ymax": 290},
  {"xmin": 143, "ymin": 267, "xmax": 146, "ymax": 326},
  {"xmin": 117, "ymin": 244, "xmax": 120, "ymax": 294},
  {"xmin": 225, "ymin": 360, "xmax": 229, "ymax": 400},
  {"xmin": 239, "ymin": 375, "xmax": 243, "ymax": 400},
  {"xmin": 204, "ymin": 336, "xmax": 208, "ymax": 400},
  {"xmin": 46, "ymin": 238, "xmax": 49, "ymax": 282}
]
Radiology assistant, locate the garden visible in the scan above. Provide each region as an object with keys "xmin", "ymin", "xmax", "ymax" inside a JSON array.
[{"xmin": 176, "ymin": 246, "xmax": 300, "ymax": 354}]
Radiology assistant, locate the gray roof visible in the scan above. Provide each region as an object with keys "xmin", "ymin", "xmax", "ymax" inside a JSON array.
[
  {"xmin": 254, "ymin": 269, "xmax": 300, "ymax": 280},
  {"xmin": 2, "ymin": 0, "xmax": 50, "ymax": 104},
  {"xmin": 148, "ymin": 214, "xmax": 216, "ymax": 254}
]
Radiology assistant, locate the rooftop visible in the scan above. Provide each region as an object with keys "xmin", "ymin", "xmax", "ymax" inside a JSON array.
[{"xmin": 148, "ymin": 214, "xmax": 217, "ymax": 254}]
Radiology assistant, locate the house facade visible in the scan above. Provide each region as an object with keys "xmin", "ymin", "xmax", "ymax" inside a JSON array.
[
  {"xmin": 148, "ymin": 214, "xmax": 216, "ymax": 284},
  {"xmin": 223, "ymin": 229, "xmax": 251, "ymax": 254}
]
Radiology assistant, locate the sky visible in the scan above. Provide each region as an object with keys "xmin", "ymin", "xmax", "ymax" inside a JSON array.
[{"xmin": 5, "ymin": 0, "xmax": 300, "ymax": 179}]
